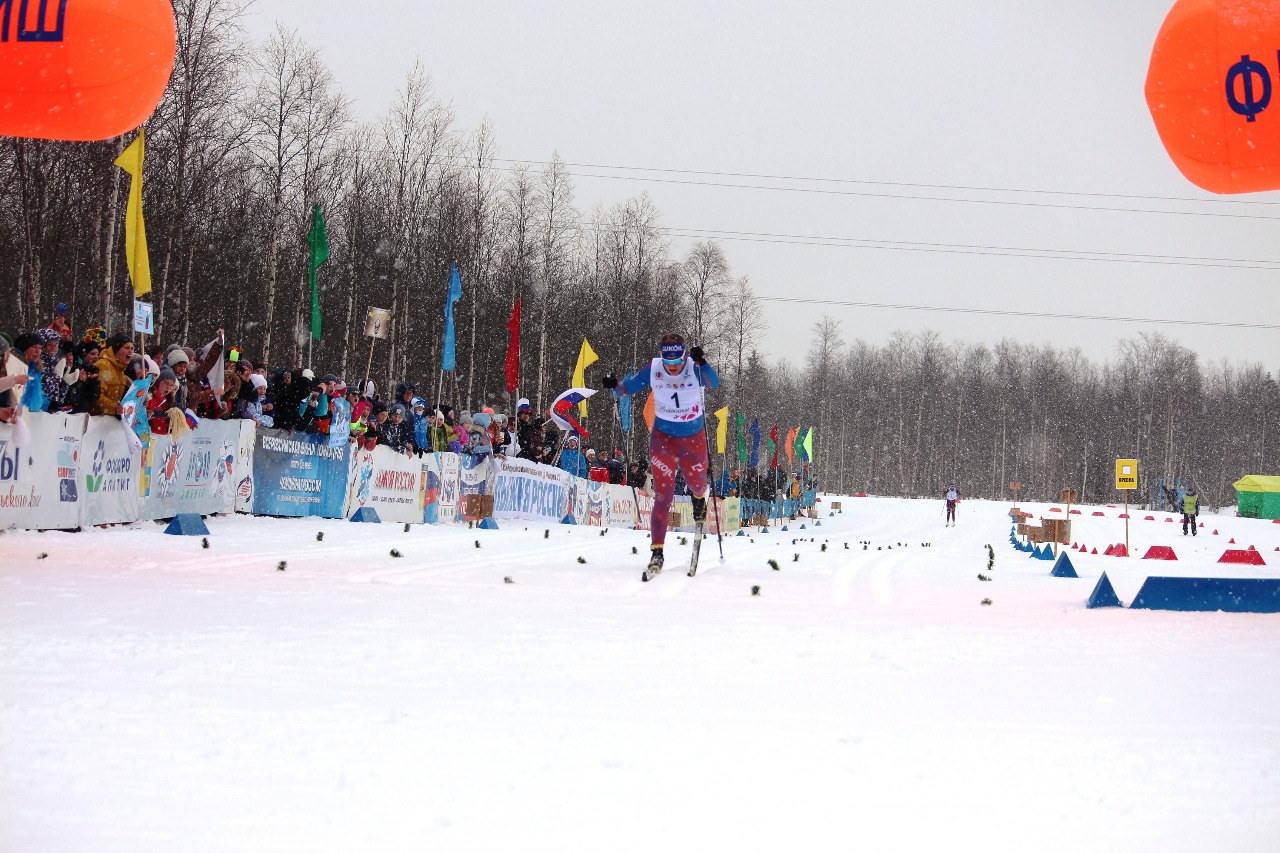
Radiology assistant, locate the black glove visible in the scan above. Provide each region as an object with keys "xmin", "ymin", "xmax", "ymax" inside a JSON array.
[
  {"xmin": 601, "ymin": 371, "xmax": 617, "ymax": 389},
  {"xmin": 689, "ymin": 346, "xmax": 705, "ymax": 365}
]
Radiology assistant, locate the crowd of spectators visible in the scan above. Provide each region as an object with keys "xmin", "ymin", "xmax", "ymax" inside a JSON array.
[{"xmin": 3, "ymin": 312, "xmax": 820, "ymax": 499}]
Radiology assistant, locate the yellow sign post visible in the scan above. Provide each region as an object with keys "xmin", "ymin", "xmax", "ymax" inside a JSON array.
[{"xmin": 1115, "ymin": 459, "xmax": 1137, "ymax": 556}]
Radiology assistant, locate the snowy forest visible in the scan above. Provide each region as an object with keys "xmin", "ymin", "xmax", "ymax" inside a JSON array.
[{"xmin": 2, "ymin": 0, "xmax": 1276, "ymax": 510}]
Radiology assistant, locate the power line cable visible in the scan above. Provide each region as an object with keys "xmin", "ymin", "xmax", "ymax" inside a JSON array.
[
  {"xmin": 574, "ymin": 222, "xmax": 1280, "ymax": 270},
  {"xmin": 564, "ymin": 169, "xmax": 1280, "ymax": 221},
  {"xmin": 483, "ymin": 156, "xmax": 1280, "ymax": 208},
  {"xmin": 757, "ymin": 296, "xmax": 1280, "ymax": 331}
]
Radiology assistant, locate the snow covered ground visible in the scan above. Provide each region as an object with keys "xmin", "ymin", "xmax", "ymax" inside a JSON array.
[{"xmin": 3, "ymin": 496, "xmax": 1279, "ymax": 852}]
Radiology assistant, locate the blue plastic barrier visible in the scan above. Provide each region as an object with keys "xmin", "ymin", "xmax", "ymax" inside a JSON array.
[
  {"xmin": 164, "ymin": 513, "xmax": 209, "ymax": 536},
  {"xmin": 350, "ymin": 507, "xmax": 381, "ymax": 523},
  {"xmin": 1087, "ymin": 572, "xmax": 1123, "ymax": 608},
  {"xmin": 1129, "ymin": 577, "xmax": 1280, "ymax": 613},
  {"xmin": 1051, "ymin": 552, "xmax": 1078, "ymax": 577}
]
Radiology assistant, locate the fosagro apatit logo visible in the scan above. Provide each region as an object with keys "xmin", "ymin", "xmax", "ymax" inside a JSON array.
[{"xmin": 85, "ymin": 440, "xmax": 106, "ymax": 493}]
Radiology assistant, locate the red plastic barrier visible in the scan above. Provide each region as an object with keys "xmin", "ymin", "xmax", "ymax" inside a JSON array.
[
  {"xmin": 1092, "ymin": 511, "xmax": 1105, "ymax": 517},
  {"xmin": 1219, "ymin": 549, "xmax": 1267, "ymax": 566},
  {"xmin": 1144, "ymin": 515, "xmax": 1156, "ymax": 521},
  {"xmin": 1143, "ymin": 545, "xmax": 1178, "ymax": 560},
  {"xmin": 1050, "ymin": 507, "xmax": 1062, "ymax": 513},
  {"xmin": 1070, "ymin": 509, "xmax": 1081, "ymax": 515}
]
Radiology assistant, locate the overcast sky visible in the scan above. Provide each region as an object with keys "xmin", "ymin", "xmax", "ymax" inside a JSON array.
[{"xmin": 244, "ymin": 0, "xmax": 1278, "ymax": 369}]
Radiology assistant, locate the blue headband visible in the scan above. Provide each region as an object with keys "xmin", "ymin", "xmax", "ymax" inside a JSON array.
[{"xmin": 660, "ymin": 342, "xmax": 686, "ymax": 362}]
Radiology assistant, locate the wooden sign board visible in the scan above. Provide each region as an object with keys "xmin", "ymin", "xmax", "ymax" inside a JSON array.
[{"xmin": 1041, "ymin": 519, "xmax": 1072, "ymax": 543}]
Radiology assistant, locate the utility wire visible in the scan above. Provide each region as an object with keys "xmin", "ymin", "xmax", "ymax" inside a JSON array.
[
  {"xmin": 574, "ymin": 222, "xmax": 1280, "ymax": 270},
  {"xmin": 757, "ymin": 296, "xmax": 1280, "ymax": 331},
  {"xmin": 565, "ymin": 169, "xmax": 1280, "ymax": 221},
  {"xmin": 482, "ymin": 156, "xmax": 1280, "ymax": 208}
]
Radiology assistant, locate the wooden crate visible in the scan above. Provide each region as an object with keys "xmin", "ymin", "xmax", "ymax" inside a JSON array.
[
  {"xmin": 464, "ymin": 494, "xmax": 494, "ymax": 520},
  {"xmin": 751, "ymin": 513, "xmax": 769, "ymax": 526},
  {"xmin": 831, "ymin": 501, "xmax": 842, "ymax": 511}
]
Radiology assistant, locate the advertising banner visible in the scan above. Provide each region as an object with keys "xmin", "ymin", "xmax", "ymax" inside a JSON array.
[
  {"xmin": 346, "ymin": 444, "xmax": 424, "ymax": 524},
  {"xmin": 233, "ymin": 421, "xmax": 256, "ymax": 513},
  {"xmin": 140, "ymin": 420, "xmax": 242, "ymax": 520},
  {"xmin": 79, "ymin": 416, "xmax": 141, "ymax": 526},
  {"xmin": 0, "ymin": 411, "xmax": 86, "ymax": 530},
  {"xmin": 458, "ymin": 453, "xmax": 496, "ymax": 521},
  {"xmin": 491, "ymin": 456, "xmax": 571, "ymax": 523},
  {"xmin": 577, "ymin": 480, "xmax": 640, "ymax": 528},
  {"xmin": 251, "ymin": 429, "xmax": 349, "ymax": 517},
  {"xmin": 635, "ymin": 487, "xmax": 654, "ymax": 531},
  {"xmin": 425, "ymin": 452, "xmax": 460, "ymax": 524}
]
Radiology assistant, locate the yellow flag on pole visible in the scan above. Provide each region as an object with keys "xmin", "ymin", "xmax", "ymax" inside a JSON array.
[
  {"xmin": 571, "ymin": 338, "xmax": 598, "ymax": 415},
  {"xmin": 714, "ymin": 406, "xmax": 729, "ymax": 454},
  {"xmin": 114, "ymin": 131, "xmax": 152, "ymax": 297}
]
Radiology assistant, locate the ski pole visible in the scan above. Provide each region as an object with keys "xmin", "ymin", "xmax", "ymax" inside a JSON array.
[
  {"xmin": 610, "ymin": 390, "xmax": 645, "ymax": 530},
  {"xmin": 694, "ymin": 362, "xmax": 724, "ymax": 561}
]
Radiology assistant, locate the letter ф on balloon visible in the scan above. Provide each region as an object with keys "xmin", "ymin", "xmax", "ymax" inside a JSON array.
[
  {"xmin": 1145, "ymin": 0, "xmax": 1280, "ymax": 194},
  {"xmin": 0, "ymin": 0, "xmax": 177, "ymax": 141}
]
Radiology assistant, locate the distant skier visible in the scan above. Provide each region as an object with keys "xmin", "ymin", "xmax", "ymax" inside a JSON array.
[
  {"xmin": 944, "ymin": 484, "xmax": 960, "ymax": 526},
  {"xmin": 1181, "ymin": 487, "xmax": 1199, "ymax": 536},
  {"xmin": 604, "ymin": 333, "xmax": 719, "ymax": 578}
]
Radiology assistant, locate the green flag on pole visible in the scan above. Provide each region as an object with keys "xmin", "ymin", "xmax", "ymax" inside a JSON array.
[
  {"xmin": 735, "ymin": 412, "xmax": 747, "ymax": 464},
  {"xmin": 307, "ymin": 204, "xmax": 329, "ymax": 340}
]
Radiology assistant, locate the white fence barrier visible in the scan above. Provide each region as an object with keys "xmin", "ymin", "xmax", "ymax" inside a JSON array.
[{"xmin": 0, "ymin": 412, "xmax": 743, "ymax": 534}]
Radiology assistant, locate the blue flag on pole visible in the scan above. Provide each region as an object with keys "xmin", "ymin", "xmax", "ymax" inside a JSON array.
[
  {"xmin": 797, "ymin": 427, "xmax": 810, "ymax": 462},
  {"xmin": 441, "ymin": 263, "xmax": 463, "ymax": 371},
  {"xmin": 748, "ymin": 419, "xmax": 761, "ymax": 467}
]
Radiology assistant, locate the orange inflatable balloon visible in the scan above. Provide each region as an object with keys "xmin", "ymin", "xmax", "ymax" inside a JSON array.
[
  {"xmin": 0, "ymin": 0, "xmax": 176, "ymax": 141},
  {"xmin": 1145, "ymin": 0, "xmax": 1280, "ymax": 194}
]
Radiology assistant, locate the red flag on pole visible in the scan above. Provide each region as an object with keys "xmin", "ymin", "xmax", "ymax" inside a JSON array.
[
  {"xmin": 504, "ymin": 298, "xmax": 521, "ymax": 393},
  {"xmin": 769, "ymin": 425, "xmax": 780, "ymax": 468}
]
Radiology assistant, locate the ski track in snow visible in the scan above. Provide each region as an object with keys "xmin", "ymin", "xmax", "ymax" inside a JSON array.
[{"xmin": 3, "ymin": 497, "xmax": 1280, "ymax": 852}]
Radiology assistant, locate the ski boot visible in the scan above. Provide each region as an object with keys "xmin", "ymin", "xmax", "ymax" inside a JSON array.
[
  {"xmin": 642, "ymin": 547, "xmax": 665, "ymax": 582},
  {"xmin": 691, "ymin": 493, "xmax": 708, "ymax": 524}
]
